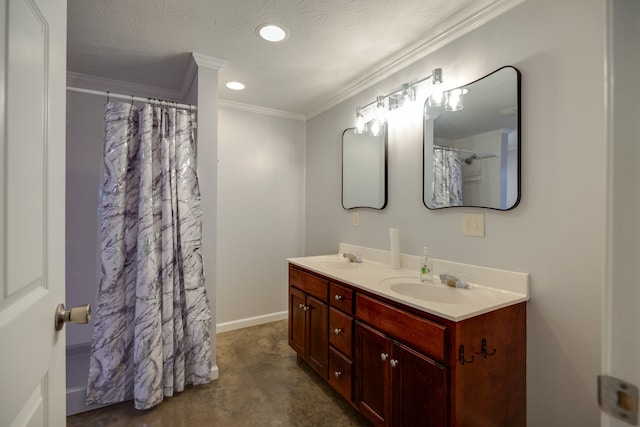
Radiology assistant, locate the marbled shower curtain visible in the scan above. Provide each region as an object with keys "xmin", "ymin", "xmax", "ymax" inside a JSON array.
[
  {"xmin": 86, "ymin": 102, "xmax": 212, "ymax": 410},
  {"xmin": 431, "ymin": 147, "xmax": 464, "ymax": 207}
]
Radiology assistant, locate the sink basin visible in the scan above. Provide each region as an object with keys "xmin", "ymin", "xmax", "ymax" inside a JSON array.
[{"xmin": 382, "ymin": 278, "xmax": 488, "ymax": 305}]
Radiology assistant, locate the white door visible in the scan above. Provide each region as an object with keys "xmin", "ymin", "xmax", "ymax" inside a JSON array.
[
  {"xmin": 0, "ymin": 0, "xmax": 67, "ymax": 426},
  {"xmin": 602, "ymin": 0, "xmax": 640, "ymax": 426}
]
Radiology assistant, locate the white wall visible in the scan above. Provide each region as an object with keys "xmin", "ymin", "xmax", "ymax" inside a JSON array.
[
  {"xmin": 216, "ymin": 107, "xmax": 306, "ymax": 328},
  {"xmin": 305, "ymin": 0, "xmax": 605, "ymax": 425}
]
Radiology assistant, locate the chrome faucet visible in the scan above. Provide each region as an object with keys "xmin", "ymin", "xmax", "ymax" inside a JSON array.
[
  {"xmin": 342, "ymin": 253, "xmax": 362, "ymax": 263},
  {"xmin": 439, "ymin": 273, "xmax": 469, "ymax": 288}
]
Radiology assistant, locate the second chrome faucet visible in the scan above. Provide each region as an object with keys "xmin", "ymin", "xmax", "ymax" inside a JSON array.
[{"xmin": 343, "ymin": 253, "xmax": 362, "ymax": 263}]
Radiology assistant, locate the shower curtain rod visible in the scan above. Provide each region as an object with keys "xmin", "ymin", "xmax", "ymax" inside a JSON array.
[
  {"xmin": 66, "ymin": 86, "xmax": 197, "ymax": 111},
  {"xmin": 433, "ymin": 144, "xmax": 496, "ymax": 158}
]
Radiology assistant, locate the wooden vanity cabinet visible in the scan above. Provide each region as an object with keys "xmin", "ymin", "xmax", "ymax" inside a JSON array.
[
  {"xmin": 288, "ymin": 268, "xmax": 329, "ymax": 378},
  {"xmin": 288, "ymin": 264, "xmax": 526, "ymax": 427}
]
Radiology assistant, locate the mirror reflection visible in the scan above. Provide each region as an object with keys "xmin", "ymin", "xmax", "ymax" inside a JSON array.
[
  {"xmin": 423, "ymin": 66, "xmax": 521, "ymax": 210},
  {"xmin": 342, "ymin": 122, "xmax": 388, "ymax": 210}
]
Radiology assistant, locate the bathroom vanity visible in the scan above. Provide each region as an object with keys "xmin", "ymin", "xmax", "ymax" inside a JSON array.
[{"xmin": 288, "ymin": 246, "xmax": 528, "ymax": 427}]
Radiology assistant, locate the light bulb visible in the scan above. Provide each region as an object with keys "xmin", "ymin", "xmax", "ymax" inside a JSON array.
[
  {"xmin": 401, "ymin": 83, "xmax": 415, "ymax": 106},
  {"xmin": 428, "ymin": 68, "xmax": 444, "ymax": 108},
  {"xmin": 355, "ymin": 107, "xmax": 365, "ymax": 134},
  {"xmin": 370, "ymin": 119, "xmax": 381, "ymax": 136},
  {"xmin": 445, "ymin": 89, "xmax": 466, "ymax": 111}
]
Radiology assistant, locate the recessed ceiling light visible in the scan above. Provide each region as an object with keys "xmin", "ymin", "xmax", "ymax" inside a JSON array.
[
  {"xmin": 226, "ymin": 81, "xmax": 245, "ymax": 91},
  {"xmin": 257, "ymin": 24, "xmax": 288, "ymax": 42}
]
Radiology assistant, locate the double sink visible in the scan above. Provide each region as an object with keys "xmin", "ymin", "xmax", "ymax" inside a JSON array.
[{"xmin": 288, "ymin": 253, "xmax": 529, "ymax": 321}]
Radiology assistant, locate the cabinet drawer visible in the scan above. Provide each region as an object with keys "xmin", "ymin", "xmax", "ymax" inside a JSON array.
[
  {"xmin": 330, "ymin": 282, "xmax": 354, "ymax": 314},
  {"xmin": 289, "ymin": 266, "xmax": 328, "ymax": 302},
  {"xmin": 356, "ymin": 293, "xmax": 447, "ymax": 362},
  {"xmin": 329, "ymin": 347, "xmax": 353, "ymax": 402},
  {"xmin": 329, "ymin": 307, "xmax": 353, "ymax": 358}
]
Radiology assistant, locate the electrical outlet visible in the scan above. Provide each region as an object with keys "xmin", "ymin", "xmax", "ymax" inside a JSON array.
[
  {"xmin": 462, "ymin": 213, "xmax": 485, "ymax": 237},
  {"xmin": 353, "ymin": 212, "xmax": 360, "ymax": 227}
]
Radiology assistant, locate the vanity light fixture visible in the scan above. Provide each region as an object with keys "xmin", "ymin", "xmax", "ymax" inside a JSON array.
[
  {"xmin": 257, "ymin": 24, "xmax": 288, "ymax": 42},
  {"xmin": 353, "ymin": 68, "xmax": 445, "ymax": 133}
]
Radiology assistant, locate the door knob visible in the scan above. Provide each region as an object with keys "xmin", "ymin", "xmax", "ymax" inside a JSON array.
[{"xmin": 55, "ymin": 303, "xmax": 91, "ymax": 331}]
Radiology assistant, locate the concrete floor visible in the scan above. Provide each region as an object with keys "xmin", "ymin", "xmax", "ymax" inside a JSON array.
[{"xmin": 67, "ymin": 320, "xmax": 369, "ymax": 426}]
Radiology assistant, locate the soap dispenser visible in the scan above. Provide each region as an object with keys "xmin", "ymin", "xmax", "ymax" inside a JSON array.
[{"xmin": 420, "ymin": 247, "xmax": 433, "ymax": 282}]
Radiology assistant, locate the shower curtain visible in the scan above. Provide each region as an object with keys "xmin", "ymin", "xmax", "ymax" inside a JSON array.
[
  {"xmin": 432, "ymin": 147, "xmax": 464, "ymax": 207},
  {"xmin": 86, "ymin": 101, "xmax": 212, "ymax": 410}
]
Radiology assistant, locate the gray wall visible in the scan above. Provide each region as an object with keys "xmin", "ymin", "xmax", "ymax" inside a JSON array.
[
  {"xmin": 305, "ymin": 0, "xmax": 605, "ymax": 425},
  {"xmin": 216, "ymin": 107, "xmax": 306, "ymax": 326},
  {"xmin": 65, "ymin": 91, "xmax": 103, "ymax": 347}
]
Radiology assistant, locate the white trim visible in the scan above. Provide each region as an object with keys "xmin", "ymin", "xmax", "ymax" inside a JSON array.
[
  {"xmin": 192, "ymin": 52, "xmax": 226, "ymax": 70},
  {"xmin": 305, "ymin": 0, "xmax": 526, "ymax": 119},
  {"xmin": 216, "ymin": 310, "xmax": 288, "ymax": 334},
  {"xmin": 210, "ymin": 365, "xmax": 219, "ymax": 381},
  {"xmin": 218, "ymin": 99, "xmax": 306, "ymax": 121}
]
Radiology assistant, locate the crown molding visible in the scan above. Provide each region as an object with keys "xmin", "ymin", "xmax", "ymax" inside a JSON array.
[
  {"xmin": 192, "ymin": 52, "xmax": 227, "ymax": 70},
  {"xmin": 218, "ymin": 99, "xmax": 306, "ymax": 121},
  {"xmin": 305, "ymin": 0, "xmax": 526, "ymax": 119},
  {"xmin": 66, "ymin": 71, "xmax": 185, "ymax": 102}
]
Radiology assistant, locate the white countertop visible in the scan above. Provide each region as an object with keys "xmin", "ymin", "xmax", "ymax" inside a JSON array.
[{"xmin": 287, "ymin": 247, "xmax": 529, "ymax": 322}]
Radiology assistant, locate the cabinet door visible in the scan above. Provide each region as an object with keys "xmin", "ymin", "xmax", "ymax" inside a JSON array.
[
  {"xmin": 355, "ymin": 322, "xmax": 392, "ymax": 427},
  {"xmin": 392, "ymin": 342, "xmax": 447, "ymax": 427},
  {"xmin": 289, "ymin": 286, "xmax": 305, "ymax": 356},
  {"xmin": 305, "ymin": 294, "xmax": 328, "ymax": 378}
]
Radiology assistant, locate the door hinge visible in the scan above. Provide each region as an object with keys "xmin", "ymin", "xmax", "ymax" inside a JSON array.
[{"xmin": 599, "ymin": 375, "xmax": 638, "ymax": 425}]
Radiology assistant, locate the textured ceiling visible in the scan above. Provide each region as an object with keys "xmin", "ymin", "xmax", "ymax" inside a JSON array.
[{"xmin": 67, "ymin": 0, "xmax": 510, "ymax": 117}]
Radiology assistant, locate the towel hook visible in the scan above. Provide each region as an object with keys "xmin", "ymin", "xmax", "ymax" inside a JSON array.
[
  {"xmin": 459, "ymin": 345, "xmax": 475, "ymax": 366},
  {"xmin": 478, "ymin": 338, "xmax": 497, "ymax": 358}
]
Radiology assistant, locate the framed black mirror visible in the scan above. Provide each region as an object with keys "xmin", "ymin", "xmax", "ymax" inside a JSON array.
[
  {"xmin": 423, "ymin": 66, "xmax": 521, "ymax": 210},
  {"xmin": 342, "ymin": 122, "xmax": 388, "ymax": 210}
]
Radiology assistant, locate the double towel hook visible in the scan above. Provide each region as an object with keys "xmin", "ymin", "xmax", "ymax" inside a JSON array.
[{"xmin": 459, "ymin": 338, "xmax": 497, "ymax": 366}]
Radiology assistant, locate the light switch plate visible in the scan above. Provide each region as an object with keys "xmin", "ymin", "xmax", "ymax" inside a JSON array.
[
  {"xmin": 353, "ymin": 212, "xmax": 360, "ymax": 227},
  {"xmin": 463, "ymin": 213, "xmax": 485, "ymax": 237}
]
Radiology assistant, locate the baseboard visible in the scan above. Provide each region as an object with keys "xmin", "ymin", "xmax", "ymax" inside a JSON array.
[
  {"xmin": 216, "ymin": 311, "xmax": 288, "ymax": 334},
  {"xmin": 67, "ymin": 385, "xmax": 111, "ymax": 416},
  {"xmin": 211, "ymin": 365, "xmax": 219, "ymax": 381}
]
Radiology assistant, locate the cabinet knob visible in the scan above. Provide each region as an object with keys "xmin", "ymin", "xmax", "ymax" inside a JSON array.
[
  {"xmin": 380, "ymin": 353, "xmax": 389, "ymax": 362},
  {"xmin": 390, "ymin": 359, "xmax": 398, "ymax": 368},
  {"xmin": 334, "ymin": 328, "xmax": 343, "ymax": 335},
  {"xmin": 334, "ymin": 294, "xmax": 344, "ymax": 301},
  {"xmin": 299, "ymin": 303, "xmax": 304, "ymax": 310},
  {"xmin": 334, "ymin": 371, "xmax": 342, "ymax": 378}
]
